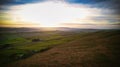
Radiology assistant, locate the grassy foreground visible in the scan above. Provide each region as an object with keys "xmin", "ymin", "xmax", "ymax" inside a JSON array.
[
  {"xmin": 0, "ymin": 30, "xmax": 120, "ymax": 67},
  {"xmin": 0, "ymin": 31, "xmax": 84, "ymax": 66}
]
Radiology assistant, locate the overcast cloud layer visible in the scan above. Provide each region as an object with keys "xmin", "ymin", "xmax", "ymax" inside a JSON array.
[{"xmin": 0, "ymin": 0, "xmax": 120, "ymax": 29}]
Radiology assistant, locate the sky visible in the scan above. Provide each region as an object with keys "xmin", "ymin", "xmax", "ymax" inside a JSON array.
[{"xmin": 0, "ymin": 0, "xmax": 120, "ymax": 29}]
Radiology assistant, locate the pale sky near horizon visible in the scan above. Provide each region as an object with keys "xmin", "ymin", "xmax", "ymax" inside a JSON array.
[{"xmin": 0, "ymin": 0, "xmax": 120, "ymax": 29}]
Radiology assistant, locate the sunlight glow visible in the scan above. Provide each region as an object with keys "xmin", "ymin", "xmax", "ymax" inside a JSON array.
[{"xmin": 9, "ymin": 1, "xmax": 101, "ymax": 27}]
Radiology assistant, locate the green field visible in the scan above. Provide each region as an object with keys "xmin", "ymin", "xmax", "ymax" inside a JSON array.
[{"xmin": 0, "ymin": 29, "xmax": 120, "ymax": 67}]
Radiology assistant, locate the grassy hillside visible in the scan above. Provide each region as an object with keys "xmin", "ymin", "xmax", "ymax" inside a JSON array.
[
  {"xmin": 3, "ymin": 30, "xmax": 120, "ymax": 67},
  {"xmin": 0, "ymin": 30, "xmax": 85, "ymax": 66}
]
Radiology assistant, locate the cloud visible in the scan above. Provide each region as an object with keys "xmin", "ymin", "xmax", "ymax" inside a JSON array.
[
  {"xmin": 1, "ymin": 0, "xmax": 120, "ymax": 14},
  {"xmin": 8, "ymin": 1, "xmax": 103, "ymax": 25},
  {"xmin": 0, "ymin": 0, "xmax": 120, "ymax": 29},
  {"xmin": 66, "ymin": 0, "xmax": 120, "ymax": 14},
  {"xmin": 0, "ymin": 0, "xmax": 45, "ymax": 5},
  {"xmin": 91, "ymin": 15, "xmax": 120, "ymax": 24}
]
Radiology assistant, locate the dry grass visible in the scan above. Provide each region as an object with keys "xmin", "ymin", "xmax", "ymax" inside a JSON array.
[{"xmin": 5, "ymin": 30, "xmax": 120, "ymax": 67}]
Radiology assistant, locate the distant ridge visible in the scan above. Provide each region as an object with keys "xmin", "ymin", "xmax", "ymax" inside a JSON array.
[{"xmin": 0, "ymin": 27, "xmax": 119, "ymax": 33}]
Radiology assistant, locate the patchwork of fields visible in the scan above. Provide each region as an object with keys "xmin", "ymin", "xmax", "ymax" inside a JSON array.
[{"xmin": 0, "ymin": 29, "xmax": 120, "ymax": 67}]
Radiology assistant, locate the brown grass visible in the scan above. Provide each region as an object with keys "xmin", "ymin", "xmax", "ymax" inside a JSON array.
[{"xmin": 6, "ymin": 31, "xmax": 120, "ymax": 67}]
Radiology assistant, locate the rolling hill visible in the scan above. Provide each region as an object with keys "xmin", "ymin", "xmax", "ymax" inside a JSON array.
[{"xmin": 4, "ymin": 30, "xmax": 120, "ymax": 67}]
